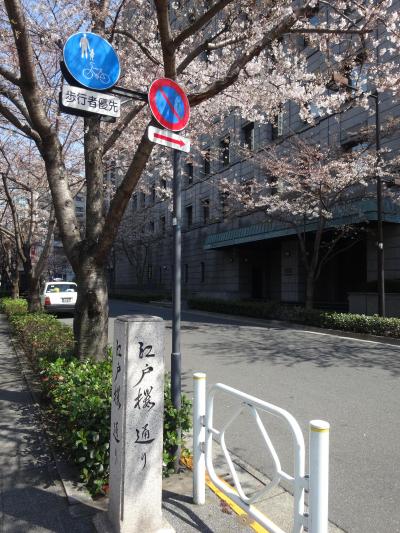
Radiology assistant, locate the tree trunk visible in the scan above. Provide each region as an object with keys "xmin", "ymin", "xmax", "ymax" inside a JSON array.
[
  {"xmin": 305, "ymin": 272, "xmax": 315, "ymax": 310},
  {"xmin": 27, "ymin": 275, "xmax": 41, "ymax": 312},
  {"xmin": 73, "ymin": 256, "xmax": 109, "ymax": 360},
  {"xmin": 11, "ymin": 270, "xmax": 19, "ymax": 299}
]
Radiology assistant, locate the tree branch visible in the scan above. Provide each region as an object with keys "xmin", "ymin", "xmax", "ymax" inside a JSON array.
[
  {"xmin": 154, "ymin": 0, "xmax": 175, "ymax": 77},
  {"xmin": 188, "ymin": 8, "xmax": 307, "ymax": 107},
  {"xmin": 102, "ymin": 103, "xmax": 146, "ymax": 155},
  {"xmin": 173, "ymin": 0, "xmax": 234, "ymax": 49},
  {"xmin": 113, "ymin": 29, "xmax": 161, "ymax": 66}
]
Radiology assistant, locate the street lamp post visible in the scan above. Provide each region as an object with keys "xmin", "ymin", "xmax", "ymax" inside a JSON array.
[
  {"xmin": 331, "ymin": 72, "xmax": 385, "ymax": 316},
  {"xmin": 372, "ymin": 91, "xmax": 386, "ymax": 317}
]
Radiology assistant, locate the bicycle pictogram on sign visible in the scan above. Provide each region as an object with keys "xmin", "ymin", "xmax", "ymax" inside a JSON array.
[{"xmin": 148, "ymin": 78, "xmax": 190, "ymax": 132}]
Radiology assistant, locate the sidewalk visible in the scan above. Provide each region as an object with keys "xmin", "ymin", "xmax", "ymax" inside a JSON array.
[{"xmin": 0, "ymin": 314, "xmax": 246, "ymax": 533}]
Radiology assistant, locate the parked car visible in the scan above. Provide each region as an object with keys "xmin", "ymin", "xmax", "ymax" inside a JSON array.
[{"xmin": 40, "ymin": 281, "xmax": 77, "ymax": 314}]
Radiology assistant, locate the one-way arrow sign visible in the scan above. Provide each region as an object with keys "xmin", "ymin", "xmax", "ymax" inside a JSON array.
[{"xmin": 148, "ymin": 126, "xmax": 190, "ymax": 153}]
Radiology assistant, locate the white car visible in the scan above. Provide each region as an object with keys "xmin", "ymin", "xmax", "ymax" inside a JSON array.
[{"xmin": 40, "ymin": 281, "xmax": 78, "ymax": 314}]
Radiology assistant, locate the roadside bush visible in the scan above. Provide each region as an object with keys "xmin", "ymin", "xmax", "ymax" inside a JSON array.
[
  {"xmin": 10, "ymin": 312, "xmax": 74, "ymax": 363},
  {"xmin": 0, "ymin": 297, "xmax": 28, "ymax": 317},
  {"xmin": 109, "ymin": 293, "xmax": 171, "ymax": 303},
  {"xmin": 188, "ymin": 298, "xmax": 400, "ymax": 339},
  {"xmin": 39, "ymin": 355, "xmax": 112, "ymax": 496},
  {"xmin": 39, "ymin": 356, "xmax": 192, "ymax": 496}
]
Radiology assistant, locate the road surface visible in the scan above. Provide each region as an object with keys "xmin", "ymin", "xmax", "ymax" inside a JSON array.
[{"xmin": 61, "ymin": 299, "xmax": 400, "ymax": 532}]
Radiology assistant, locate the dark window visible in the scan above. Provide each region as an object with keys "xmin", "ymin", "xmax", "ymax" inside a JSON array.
[
  {"xmin": 220, "ymin": 136, "xmax": 230, "ymax": 166},
  {"xmin": 201, "ymin": 262, "xmax": 205, "ymax": 283},
  {"xmin": 185, "ymin": 205, "xmax": 193, "ymax": 228},
  {"xmin": 161, "ymin": 177, "xmax": 167, "ymax": 189},
  {"xmin": 140, "ymin": 191, "xmax": 145, "ymax": 207},
  {"xmin": 159, "ymin": 266, "xmax": 162, "ymax": 283},
  {"xmin": 268, "ymin": 174, "xmax": 278, "ymax": 195},
  {"xmin": 132, "ymin": 194, "xmax": 137, "ymax": 211},
  {"xmin": 160, "ymin": 216, "xmax": 166, "ymax": 234},
  {"xmin": 242, "ymin": 123, "xmax": 255, "ymax": 150},
  {"xmin": 186, "ymin": 162, "xmax": 194, "ymax": 185},
  {"xmin": 220, "ymin": 191, "xmax": 230, "ymax": 218},
  {"xmin": 184, "ymin": 264, "xmax": 189, "ymax": 283},
  {"xmin": 149, "ymin": 220, "xmax": 155, "ymax": 233},
  {"xmin": 151, "ymin": 184, "xmax": 156, "ymax": 204},
  {"xmin": 202, "ymin": 199, "xmax": 210, "ymax": 225},
  {"xmin": 271, "ymin": 112, "xmax": 284, "ymax": 140},
  {"xmin": 203, "ymin": 149, "xmax": 211, "ymax": 175},
  {"xmin": 147, "ymin": 265, "xmax": 153, "ymax": 280}
]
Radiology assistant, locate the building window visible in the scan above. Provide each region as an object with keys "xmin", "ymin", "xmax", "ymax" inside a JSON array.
[
  {"xmin": 220, "ymin": 190, "xmax": 230, "ymax": 218},
  {"xmin": 186, "ymin": 162, "xmax": 194, "ymax": 185},
  {"xmin": 202, "ymin": 199, "xmax": 210, "ymax": 225},
  {"xmin": 140, "ymin": 191, "xmax": 146, "ymax": 207},
  {"xmin": 160, "ymin": 215, "xmax": 166, "ymax": 235},
  {"xmin": 267, "ymin": 174, "xmax": 278, "ymax": 195},
  {"xmin": 132, "ymin": 194, "xmax": 137, "ymax": 211},
  {"xmin": 184, "ymin": 264, "xmax": 189, "ymax": 284},
  {"xmin": 185, "ymin": 205, "xmax": 193, "ymax": 228},
  {"xmin": 147, "ymin": 265, "xmax": 153, "ymax": 280},
  {"xmin": 149, "ymin": 220, "xmax": 155, "ymax": 233},
  {"xmin": 220, "ymin": 136, "xmax": 230, "ymax": 166},
  {"xmin": 271, "ymin": 111, "xmax": 284, "ymax": 140},
  {"xmin": 201, "ymin": 262, "xmax": 205, "ymax": 283},
  {"xmin": 203, "ymin": 149, "xmax": 211, "ymax": 175},
  {"xmin": 242, "ymin": 122, "xmax": 255, "ymax": 150},
  {"xmin": 161, "ymin": 177, "xmax": 167, "ymax": 189},
  {"xmin": 151, "ymin": 184, "xmax": 156, "ymax": 203},
  {"xmin": 159, "ymin": 266, "xmax": 162, "ymax": 283}
]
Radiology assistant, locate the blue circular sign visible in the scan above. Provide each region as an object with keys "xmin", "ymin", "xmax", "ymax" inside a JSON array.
[{"xmin": 63, "ymin": 32, "xmax": 120, "ymax": 91}]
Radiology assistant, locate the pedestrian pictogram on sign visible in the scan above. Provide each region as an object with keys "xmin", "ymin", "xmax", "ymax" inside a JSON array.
[
  {"xmin": 148, "ymin": 78, "xmax": 190, "ymax": 132},
  {"xmin": 148, "ymin": 126, "xmax": 190, "ymax": 153}
]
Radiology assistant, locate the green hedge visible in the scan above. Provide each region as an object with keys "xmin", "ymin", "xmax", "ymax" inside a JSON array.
[
  {"xmin": 0, "ymin": 297, "xmax": 28, "ymax": 317},
  {"xmin": 3, "ymin": 298, "xmax": 191, "ymax": 496},
  {"xmin": 39, "ymin": 357, "xmax": 191, "ymax": 496},
  {"xmin": 109, "ymin": 293, "xmax": 171, "ymax": 303},
  {"xmin": 9, "ymin": 312, "xmax": 74, "ymax": 363},
  {"xmin": 188, "ymin": 298, "xmax": 400, "ymax": 339}
]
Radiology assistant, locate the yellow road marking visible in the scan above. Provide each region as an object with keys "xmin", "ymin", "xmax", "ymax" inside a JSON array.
[{"xmin": 181, "ymin": 456, "xmax": 272, "ymax": 533}]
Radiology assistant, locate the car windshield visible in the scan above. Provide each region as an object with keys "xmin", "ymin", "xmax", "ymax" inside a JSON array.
[{"xmin": 46, "ymin": 283, "xmax": 77, "ymax": 293}]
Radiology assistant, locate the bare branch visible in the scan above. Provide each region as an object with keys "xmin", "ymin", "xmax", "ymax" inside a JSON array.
[
  {"xmin": 103, "ymin": 103, "xmax": 146, "ymax": 155},
  {"xmin": 173, "ymin": 0, "xmax": 234, "ymax": 49},
  {"xmin": 113, "ymin": 29, "xmax": 161, "ymax": 66},
  {"xmin": 154, "ymin": 0, "xmax": 175, "ymax": 77}
]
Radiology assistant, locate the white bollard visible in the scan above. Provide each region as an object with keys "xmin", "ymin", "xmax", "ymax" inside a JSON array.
[
  {"xmin": 193, "ymin": 372, "xmax": 206, "ymax": 505},
  {"xmin": 309, "ymin": 420, "xmax": 330, "ymax": 533}
]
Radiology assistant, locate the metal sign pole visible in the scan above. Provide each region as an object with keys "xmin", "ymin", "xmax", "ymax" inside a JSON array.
[{"xmin": 171, "ymin": 148, "xmax": 182, "ymax": 470}]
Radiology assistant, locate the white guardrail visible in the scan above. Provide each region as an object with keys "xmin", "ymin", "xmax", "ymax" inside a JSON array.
[{"xmin": 192, "ymin": 373, "xmax": 330, "ymax": 533}]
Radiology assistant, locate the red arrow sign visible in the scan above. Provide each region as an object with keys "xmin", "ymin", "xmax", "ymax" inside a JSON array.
[
  {"xmin": 154, "ymin": 132, "xmax": 186, "ymax": 147},
  {"xmin": 148, "ymin": 126, "xmax": 190, "ymax": 153}
]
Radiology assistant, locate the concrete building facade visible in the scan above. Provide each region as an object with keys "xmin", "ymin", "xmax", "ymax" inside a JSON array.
[{"xmin": 112, "ymin": 4, "xmax": 400, "ymax": 313}]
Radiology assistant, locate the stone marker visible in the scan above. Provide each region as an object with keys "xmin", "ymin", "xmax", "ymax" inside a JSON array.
[{"xmin": 94, "ymin": 315, "xmax": 173, "ymax": 533}]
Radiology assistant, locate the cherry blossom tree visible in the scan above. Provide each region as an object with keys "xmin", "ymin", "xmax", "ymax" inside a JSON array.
[
  {"xmin": 225, "ymin": 137, "xmax": 400, "ymax": 308},
  {"xmin": 0, "ymin": 0, "xmax": 399, "ymax": 357},
  {"xmin": 0, "ymin": 141, "xmax": 56, "ymax": 310}
]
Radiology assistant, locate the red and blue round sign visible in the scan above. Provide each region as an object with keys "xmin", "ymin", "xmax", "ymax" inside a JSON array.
[{"xmin": 148, "ymin": 78, "xmax": 190, "ymax": 132}]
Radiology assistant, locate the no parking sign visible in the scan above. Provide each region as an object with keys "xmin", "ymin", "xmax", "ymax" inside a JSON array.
[{"xmin": 148, "ymin": 78, "xmax": 190, "ymax": 132}]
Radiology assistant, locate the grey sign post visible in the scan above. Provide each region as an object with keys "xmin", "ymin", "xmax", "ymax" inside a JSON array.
[{"xmin": 94, "ymin": 315, "xmax": 172, "ymax": 533}]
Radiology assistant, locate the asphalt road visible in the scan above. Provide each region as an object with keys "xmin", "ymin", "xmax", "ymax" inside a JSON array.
[{"xmin": 61, "ymin": 299, "xmax": 400, "ymax": 533}]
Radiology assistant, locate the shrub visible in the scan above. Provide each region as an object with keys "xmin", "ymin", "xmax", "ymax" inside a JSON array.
[
  {"xmin": 188, "ymin": 298, "xmax": 400, "ymax": 339},
  {"xmin": 10, "ymin": 312, "xmax": 74, "ymax": 363},
  {"xmin": 39, "ymin": 356, "xmax": 192, "ymax": 495},
  {"xmin": 0, "ymin": 297, "xmax": 28, "ymax": 317}
]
